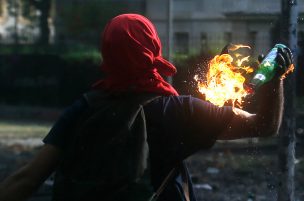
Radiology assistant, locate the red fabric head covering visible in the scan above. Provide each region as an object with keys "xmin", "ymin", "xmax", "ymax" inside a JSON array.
[{"xmin": 93, "ymin": 13, "xmax": 178, "ymax": 96}]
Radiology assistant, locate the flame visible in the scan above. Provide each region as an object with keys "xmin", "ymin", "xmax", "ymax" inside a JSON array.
[
  {"xmin": 228, "ymin": 44, "xmax": 251, "ymax": 51},
  {"xmin": 236, "ymin": 56, "xmax": 250, "ymax": 67},
  {"xmin": 280, "ymin": 64, "xmax": 295, "ymax": 80},
  {"xmin": 196, "ymin": 45, "xmax": 253, "ymax": 108}
]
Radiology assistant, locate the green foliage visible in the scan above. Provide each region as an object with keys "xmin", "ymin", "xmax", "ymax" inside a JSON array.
[
  {"xmin": 61, "ymin": 45, "xmax": 101, "ymax": 65},
  {"xmin": 0, "ymin": 44, "xmax": 103, "ymax": 107},
  {"xmin": 0, "ymin": 45, "xmax": 54, "ymax": 54},
  {"xmin": 0, "ymin": 44, "xmax": 101, "ymax": 65}
]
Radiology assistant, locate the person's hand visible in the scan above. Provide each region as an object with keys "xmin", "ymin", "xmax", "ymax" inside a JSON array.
[
  {"xmin": 257, "ymin": 47, "xmax": 293, "ymax": 77},
  {"xmin": 275, "ymin": 46, "xmax": 293, "ymax": 76}
]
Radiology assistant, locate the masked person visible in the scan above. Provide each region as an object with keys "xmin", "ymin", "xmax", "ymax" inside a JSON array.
[{"xmin": 0, "ymin": 14, "xmax": 293, "ymax": 201}]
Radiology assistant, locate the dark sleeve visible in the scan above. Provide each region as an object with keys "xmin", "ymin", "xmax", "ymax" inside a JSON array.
[
  {"xmin": 145, "ymin": 95, "xmax": 234, "ymax": 163},
  {"xmin": 145, "ymin": 96, "xmax": 234, "ymax": 200},
  {"xmin": 42, "ymin": 98, "xmax": 88, "ymax": 150},
  {"xmin": 183, "ymin": 96, "xmax": 234, "ymax": 149}
]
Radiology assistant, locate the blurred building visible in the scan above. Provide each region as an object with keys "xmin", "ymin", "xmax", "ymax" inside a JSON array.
[{"xmin": 145, "ymin": 0, "xmax": 304, "ymax": 57}]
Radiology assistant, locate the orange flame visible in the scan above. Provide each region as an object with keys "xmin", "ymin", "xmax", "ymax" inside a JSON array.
[
  {"xmin": 196, "ymin": 45, "xmax": 253, "ymax": 108},
  {"xmin": 229, "ymin": 44, "xmax": 251, "ymax": 51},
  {"xmin": 280, "ymin": 64, "xmax": 295, "ymax": 80}
]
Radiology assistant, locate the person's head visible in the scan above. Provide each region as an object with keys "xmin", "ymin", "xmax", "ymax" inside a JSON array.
[{"xmin": 94, "ymin": 13, "xmax": 178, "ymax": 96}]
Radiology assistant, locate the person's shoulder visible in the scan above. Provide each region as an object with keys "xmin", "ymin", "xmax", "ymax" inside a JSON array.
[
  {"xmin": 66, "ymin": 96, "xmax": 88, "ymax": 112},
  {"xmin": 145, "ymin": 95, "xmax": 207, "ymax": 111},
  {"xmin": 57, "ymin": 95, "xmax": 89, "ymax": 122},
  {"xmin": 151, "ymin": 95, "xmax": 204, "ymax": 104},
  {"xmin": 149, "ymin": 95, "xmax": 234, "ymax": 116}
]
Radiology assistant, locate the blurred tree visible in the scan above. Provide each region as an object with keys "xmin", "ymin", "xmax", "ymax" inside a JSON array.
[
  {"xmin": 1, "ymin": 0, "xmax": 41, "ymax": 44},
  {"xmin": 6, "ymin": 0, "xmax": 20, "ymax": 44},
  {"xmin": 28, "ymin": 0, "xmax": 51, "ymax": 45},
  {"xmin": 55, "ymin": 0, "xmax": 129, "ymax": 47},
  {"xmin": 0, "ymin": 0, "xmax": 3, "ymax": 16}
]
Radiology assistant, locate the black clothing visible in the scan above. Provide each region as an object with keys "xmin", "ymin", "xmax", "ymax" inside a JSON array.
[{"xmin": 43, "ymin": 95, "xmax": 233, "ymax": 201}]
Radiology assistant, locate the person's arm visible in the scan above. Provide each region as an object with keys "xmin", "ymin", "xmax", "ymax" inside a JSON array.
[
  {"xmin": 218, "ymin": 45, "xmax": 293, "ymax": 140},
  {"xmin": 218, "ymin": 79, "xmax": 283, "ymax": 140},
  {"xmin": 0, "ymin": 144, "xmax": 61, "ymax": 201}
]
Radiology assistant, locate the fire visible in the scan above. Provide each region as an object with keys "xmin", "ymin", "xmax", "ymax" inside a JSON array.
[
  {"xmin": 195, "ymin": 44, "xmax": 253, "ymax": 108},
  {"xmin": 280, "ymin": 63, "xmax": 295, "ymax": 80},
  {"xmin": 228, "ymin": 44, "xmax": 251, "ymax": 51}
]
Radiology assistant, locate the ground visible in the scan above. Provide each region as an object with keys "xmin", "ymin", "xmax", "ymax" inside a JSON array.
[
  {"xmin": 0, "ymin": 106, "xmax": 303, "ymax": 201},
  {"xmin": 188, "ymin": 142, "xmax": 304, "ymax": 201}
]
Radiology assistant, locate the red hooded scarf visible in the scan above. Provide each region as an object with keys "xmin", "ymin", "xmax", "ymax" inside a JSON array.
[{"xmin": 93, "ymin": 14, "xmax": 178, "ymax": 96}]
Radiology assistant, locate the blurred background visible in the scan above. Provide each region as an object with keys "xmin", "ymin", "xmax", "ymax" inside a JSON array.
[{"xmin": 0, "ymin": 0, "xmax": 303, "ymax": 200}]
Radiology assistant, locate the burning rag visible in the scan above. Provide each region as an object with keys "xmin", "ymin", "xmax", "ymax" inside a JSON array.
[{"xmin": 93, "ymin": 13, "xmax": 179, "ymax": 96}]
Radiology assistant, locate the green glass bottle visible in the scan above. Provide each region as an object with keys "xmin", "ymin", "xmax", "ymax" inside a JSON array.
[{"xmin": 248, "ymin": 43, "xmax": 287, "ymax": 91}]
